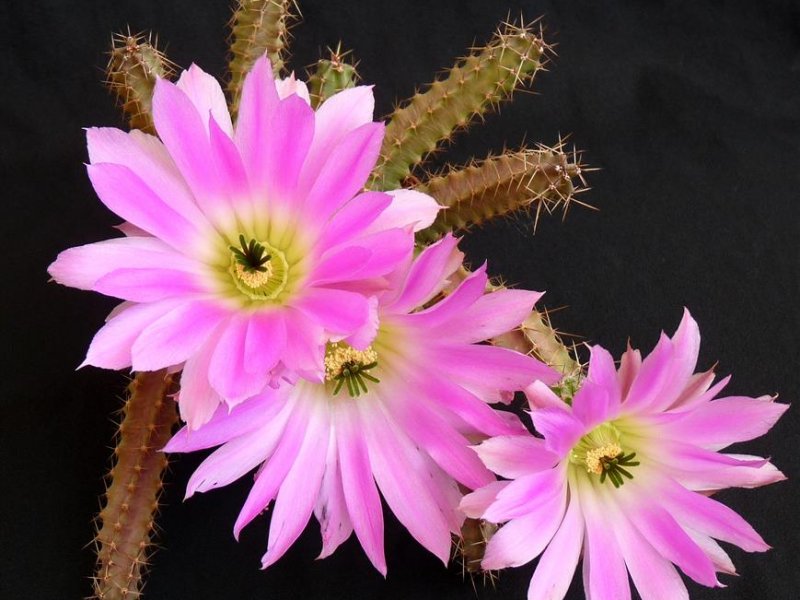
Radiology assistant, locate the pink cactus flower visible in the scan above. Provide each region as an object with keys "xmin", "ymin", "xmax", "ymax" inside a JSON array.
[
  {"xmin": 462, "ymin": 310, "xmax": 788, "ymax": 600},
  {"xmin": 48, "ymin": 57, "xmax": 440, "ymax": 428},
  {"xmin": 164, "ymin": 234, "xmax": 560, "ymax": 575}
]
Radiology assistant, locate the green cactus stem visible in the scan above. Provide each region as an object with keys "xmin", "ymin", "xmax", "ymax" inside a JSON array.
[
  {"xmin": 415, "ymin": 142, "xmax": 589, "ymax": 243},
  {"xmin": 371, "ymin": 19, "xmax": 550, "ymax": 191},
  {"xmin": 93, "ymin": 370, "xmax": 179, "ymax": 600},
  {"xmin": 306, "ymin": 44, "xmax": 359, "ymax": 109},
  {"xmin": 494, "ymin": 308, "xmax": 581, "ymax": 379},
  {"xmin": 106, "ymin": 31, "xmax": 176, "ymax": 135},
  {"xmin": 228, "ymin": 0, "xmax": 299, "ymax": 117}
]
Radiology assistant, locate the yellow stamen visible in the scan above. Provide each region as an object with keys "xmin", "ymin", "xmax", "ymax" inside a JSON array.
[
  {"xmin": 234, "ymin": 261, "xmax": 273, "ymax": 289},
  {"xmin": 584, "ymin": 443, "xmax": 622, "ymax": 475},
  {"xmin": 324, "ymin": 343, "xmax": 378, "ymax": 381}
]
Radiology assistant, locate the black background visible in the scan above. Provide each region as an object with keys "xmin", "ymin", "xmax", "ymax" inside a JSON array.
[{"xmin": 2, "ymin": 1, "xmax": 799, "ymax": 598}]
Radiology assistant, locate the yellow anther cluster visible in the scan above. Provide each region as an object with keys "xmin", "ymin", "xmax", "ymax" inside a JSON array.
[
  {"xmin": 234, "ymin": 261, "xmax": 273, "ymax": 289},
  {"xmin": 584, "ymin": 443, "xmax": 622, "ymax": 475},
  {"xmin": 324, "ymin": 343, "xmax": 378, "ymax": 380}
]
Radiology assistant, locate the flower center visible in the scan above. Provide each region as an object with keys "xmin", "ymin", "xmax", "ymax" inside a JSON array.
[
  {"xmin": 324, "ymin": 342, "xmax": 380, "ymax": 397},
  {"xmin": 569, "ymin": 422, "xmax": 640, "ymax": 488},
  {"xmin": 228, "ymin": 234, "xmax": 289, "ymax": 301}
]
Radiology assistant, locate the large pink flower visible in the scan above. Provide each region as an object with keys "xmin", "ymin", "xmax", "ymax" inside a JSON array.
[
  {"xmin": 48, "ymin": 57, "xmax": 439, "ymax": 428},
  {"xmin": 164, "ymin": 235, "xmax": 560, "ymax": 574},
  {"xmin": 462, "ymin": 310, "xmax": 788, "ymax": 600}
]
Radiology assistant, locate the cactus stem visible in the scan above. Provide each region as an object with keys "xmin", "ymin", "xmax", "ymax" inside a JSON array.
[
  {"xmin": 415, "ymin": 139, "xmax": 591, "ymax": 243},
  {"xmin": 371, "ymin": 17, "xmax": 552, "ymax": 190},
  {"xmin": 92, "ymin": 370, "xmax": 178, "ymax": 600},
  {"xmin": 306, "ymin": 43, "xmax": 360, "ymax": 109},
  {"xmin": 105, "ymin": 30, "xmax": 176, "ymax": 135},
  {"xmin": 227, "ymin": 0, "xmax": 300, "ymax": 118}
]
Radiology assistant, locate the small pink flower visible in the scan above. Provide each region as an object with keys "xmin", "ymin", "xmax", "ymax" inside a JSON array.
[
  {"xmin": 463, "ymin": 310, "xmax": 788, "ymax": 600},
  {"xmin": 164, "ymin": 235, "xmax": 560, "ymax": 575},
  {"xmin": 48, "ymin": 58, "xmax": 439, "ymax": 428}
]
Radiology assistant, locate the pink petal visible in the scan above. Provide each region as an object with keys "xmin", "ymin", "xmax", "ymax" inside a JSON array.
[
  {"xmin": 281, "ymin": 309, "xmax": 325, "ymax": 379},
  {"xmin": 363, "ymin": 402, "xmax": 452, "ymax": 564},
  {"xmin": 474, "ymin": 435, "xmax": 559, "ymax": 479},
  {"xmin": 176, "ymin": 64, "xmax": 233, "ymax": 137},
  {"xmin": 177, "ymin": 332, "xmax": 225, "ymax": 430},
  {"xmin": 622, "ymin": 490, "xmax": 719, "ymax": 587},
  {"xmin": 314, "ymin": 433, "xmax": 354, "ymax": 560},
  {"xmin": 530, "ymin": 407, "xmax": 585, "ymax": 460},
  {"xmin": 435, "ymin": 343, "xmax": 559, "ymax": 391},
  {"xmin": 233, "ymin": 56, "xmax": 279, "ymax": 191},
  {"xmin": 208, "ymin": 314, "xmax": 271, "ymax": 405},
  {"xmin": 131, "ymin": 301, "xmax": 229, "ymax": 371},
  {"xmin": 617, "ymin": 342, "xmax": 642, "ymax": 400},
  {"xmin": 259, "ymin": 94, "xmax": 315, "ymax": 204},
  {"xmin": 244, "ymin": 311, "xmax": 287, "ymax": 376},
  {"xmin": 483, "ymin": 467, "xmax": 564, "ymax": 523},
  {"xmin": 300, "ymin": 85, "xmax": 375, "ymax": 194},
  {"xmin": 572, "ymin": 345, "xmax": 621, "ymax": 428},
  {"xmin": 302, "ymin": 122, "xmax": 385, "ymax": 222},
  {"xmin": 685, "ymin": 528, "xmax": 737, "ymax": 575},
  {"xmin": 86, "ymin": 127, "xmax": 208, "ymax": 228},
  {"xmin": 93, "ymin": 268, "xmax": 204, "ymax": 302},
  {"xmin": 664, "ymin": 395, "xmax": 788, "ymax": 450},
  {"xmin": 382, "ymin": 390, "xmax": 494, "ymax": 491},
  {"xmin": 185, "ymin": 403, "xmax": 292, "ymax": 497},
  {"xmin": 405, "ymin": 262, "xmax": 487, "ymax": 328},
  {"xmin": 164, "ymin": 390, "xmax": 284, "ymax": 452},
  {"xmin": 605, "ymin": 494, "xmax": 690, "ymax": 600},
  {"xmin": 655, "ymin": 474, "xmax": 770, "ymax": 552},
  {"xmin": 364, "ymin": 188, "xmax": 441, "ymax": 234},
  {"xmin": 481, "ymin": 478, "xmax": 567, "ymax": 569},
  {"xmin": 416, "ymin": 376, "xmax": 526, "ymax": 437},
  {"xmin": 316, "ymin": 191, "xmax": 393, "ymax": 249},
  {"xmin": 430, "ymin": 288, "xmax": 544, "ymax": 345},
  {"xmin": 151, "ymin": 79, "xmax": 224, "ymax": 218},
  {"xmin": 48, "ymin": 236, "xmax": 200, "ymax": 291},
  {"xmin": 459, "ymin": 481, "xmax": 509, "ymax": 519},
  {"xmin": 294, "ymin": 287, "xmax": 370, "ymax": 336},
  {"xmin": 275, "ymin": 72, "xmax": 311, "ymax": 103},
  {"xmin": 671, "ymin": 369, "xmax": 723, "ymax": 409},
  {"xmin": 208, "ymin": 115, "xmax": 252, "ymax": 216},
  {"xmin": 234, "ymin": 392, "xmax": 309, "ymax": 538},
  {"xmin": 581, "ymin": 492, "xmax": 632, "ymax": 600},
  {"xmin": 386, "ymin": 234, "xmax": 463, "ymax": 313},
  {"xmin": 262, "ymin": 402, "xmax": 330, "ymax": 568},
  {"xmin": 524, "ymin": 380, "xmax": 567, "ymax": 410},
  {"xmin": 86, "ymin": 163, "xmax": 202, "ymax": 250},
  {"xmin": 621, "ymin": 332, "xmax": 674, "ymax": 414},
  {"xmin": 527, "ymin": 496, "xmax": 584, "ymax": 600},
  {"xmin": 82, "ymin": 299, "xmax": 184, "ymax": 369},
  {"xmin": 334, "ymin": 403, "xmax": 386, "ymax": 575}
]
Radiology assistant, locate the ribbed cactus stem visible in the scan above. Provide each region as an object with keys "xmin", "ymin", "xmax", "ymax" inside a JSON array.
[
  {"xmin": 228, "ymin": 0, "xmax": 298, "ymax": 116},
  {"xmin": 93, "ymin": 370, "xmax": 178, "ymax": 600},
  {"xmin": 372, "ymin": 19, "xmax": 549, "ymax": 190},
  {"xmin": 494, "ymin": 309, "xmax": 581, "ymax": 378},
  {"xmin": 306, "ymin": 44, "xmax": 359, "ymax": 109},
  {"xmin": 106, "ymin": 32, "xmax": 175, "ymax": 135},
  {"xmin": 415, "ymin": 143, "xmax": 588, "ymax": 243}
]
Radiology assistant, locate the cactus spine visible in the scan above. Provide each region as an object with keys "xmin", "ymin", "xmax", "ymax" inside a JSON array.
[
  {"xmin": 371, "ymin": 19, "xmax": 549, "ymax": 191},
  {"xmin": 415, "ymin": 143, "xmax": 588, "ymax": 243},
  {"xmin": 306, "ymin": 44, "xmax": 359, "ymax": 109},
  {"xmin": 93, "ymin": 371, "xmax": 178, "ymax": 600},
  {"xmin": 106, "ymin": 32, "xmax": 175, "ymax": 135},
  {"xmin": 228, "ymin": 0, "xmax": 299, "ymax": 116}
]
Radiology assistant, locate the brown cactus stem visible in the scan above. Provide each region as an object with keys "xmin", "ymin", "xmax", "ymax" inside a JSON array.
[
  {"xmin": 106, "ymin": 31, "xmax": 176, "ymax": 135},
  {"xmin": 228, "ymin": 0, "xmax": 299, "ymax": 118},
  {"xmin": 415, "ymin": 143, "xmax": 589, "ymax": 244},
  {"xmin": 93, "ymin": 370, "xmax": 179, "ymax": 600},
  {"xmin": 372, "ymin": 18, "xmax": 550, "ymax": 191},
  {"xmin": 494, "ymin": 310, "xmax": 581, "ymax": 378}
]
